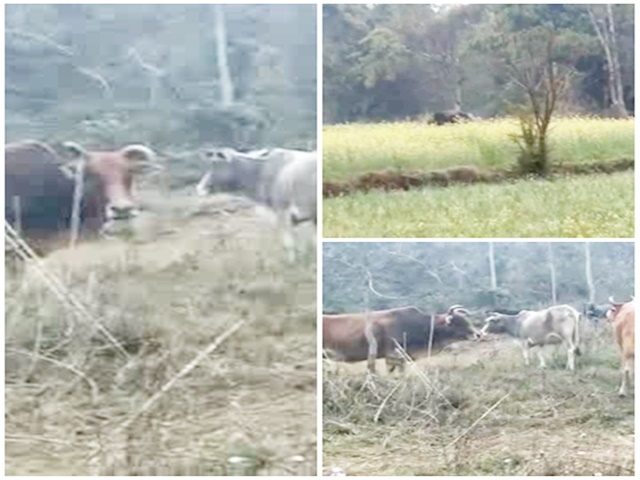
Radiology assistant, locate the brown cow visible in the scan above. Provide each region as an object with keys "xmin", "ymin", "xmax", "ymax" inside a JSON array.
[
  {"xmin": 5, "ymin": 140, "xmax": 158, "ymax": 253},
  {"xmin": 323, "ymin": 305, "xmax": 479, "ymax": 373},
  {"xmin": 607, "ymin": 297, "xmax": 635, "ymax": 396}
]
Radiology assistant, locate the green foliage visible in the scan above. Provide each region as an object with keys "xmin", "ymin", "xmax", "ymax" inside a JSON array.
[
  {"xmin": 352, "ymin": 28, "xmax": 410, "ymax": 88},
  {"xmin": 323, "ymin": 4, "xmax": 634, "ymax": 123},
  {"xmin": 513, "ymin": 113, "xmax": 549, "ymax": 175}
]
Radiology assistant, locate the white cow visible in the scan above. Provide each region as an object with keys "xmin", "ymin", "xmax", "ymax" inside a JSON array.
[
  {"xmin": 196, "ymin": 147, "xmax": 317, "ymax": 261},
  {"xmin": 482, "ymin": 305, "xmax": 581, "ymax": 371}
]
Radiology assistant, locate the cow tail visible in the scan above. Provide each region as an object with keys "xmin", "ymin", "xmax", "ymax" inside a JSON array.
[{"xmin": 574, "ymin": 313, "xmax": 582, "ymax": 356}]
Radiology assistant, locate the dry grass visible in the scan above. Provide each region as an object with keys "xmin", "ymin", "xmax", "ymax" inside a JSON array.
[
  {"xmin": 5, "ymin": 189, "xmax": 317, "ymax": 476},
  {"xmin": 323, "ymin": 325, "xmax": 634, "ymax": 476}
]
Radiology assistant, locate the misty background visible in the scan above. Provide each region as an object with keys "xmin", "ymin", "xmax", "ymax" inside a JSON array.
[
  {"xmin": 6, "ymin": 4, "xmax": 316, "ymax": 150},
  {"xmin": 323, "ymin": 242, "xmax": 634, "ymax": 313}
]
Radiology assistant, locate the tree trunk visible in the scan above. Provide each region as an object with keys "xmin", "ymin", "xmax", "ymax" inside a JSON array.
[
  {"xmin": 488, "ymin": 242, "xmax": 497, "ymax": 290},
  {"xmin": 547, "ymin": 243, "xmax": 557, "ymax": 304},
  {"xmin": 215, "ymin": 4, "xmax": 234, "ymax": 107},
  {"xmin": 606, "ymin": 4, "xmax": 626, "ymax": 116},
  {"xmin": 584, "ymin": 242, "xmax": 595, "ymax": 302},
  {"xmin": 588, "ymin": 5, "xmax": 627, "ymax": 117}
]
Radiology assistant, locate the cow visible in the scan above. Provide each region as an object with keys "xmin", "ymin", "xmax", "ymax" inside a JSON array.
[
  {"xmin": 482, "ymin": 304, "xmax": 581, "ymax": 371},
  {"xmin": 196, "ymin": 147, "xmax": 317, "ymax": 261},
  {"xmin": 430, "ymin": 109, "xmax": 476, "ymax": 126},
  {"xmin": 607, "ymin": 297, "xmax": 634, "ymax": 396},
  {"xmin": 583, "ymin": 301, "xmax": 611, "ymax": 326},
  {"xmin": 5, "ymin": 140, "xmax": 158, "ymax": 253},
  {"xmin": 486, "ymin": 307, "xmax": 523, "ymax": 316},
  {"xmin": 323, "ymin": 305, "xmax": 480, "ymax": 374}
]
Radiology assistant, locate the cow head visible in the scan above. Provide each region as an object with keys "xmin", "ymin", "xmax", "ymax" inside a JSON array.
[
  {"xmin": 607, "ymin": 296, "xmax": 632, "ymax": 321},
  {"xmin": 62, "ymin": 142, "xmax": 159, "ymax": 223},
  {"xmin": 196, "ymin": 148, "xmax": 267, "ymax": 197},
  {"xmin": 481, "ymin": 313, "xmax": 509, "ymax": 335},
  {"xmin": 443, "ymin": 305, "xmax": 482, "ymax": 340}
]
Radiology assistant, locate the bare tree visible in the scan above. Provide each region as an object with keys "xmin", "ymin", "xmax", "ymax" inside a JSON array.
[
  {"xmin": 128, "ymin": 48, "xmax": 164, "ymax": 106},
  {"xmin": 215, "ymin": 4, "xmax": 234, "ymax": 106},
  {"xmin": 584, "ymin": 242, "xmax": 595, "ymax": 302},
  {"xmin": 588, "ymin": 5, "xmax": 628, "ymax": 117},
  {"xmin": 488, "ymin": 242, "xmax": 497, "ymax": 290},
  {"xmin": 503, "ymin": 29, "xmax": 572, "ymax": 175},
  {"xmin": 547, "ymin": 243, "xmax": 557, "ymax": 304}
]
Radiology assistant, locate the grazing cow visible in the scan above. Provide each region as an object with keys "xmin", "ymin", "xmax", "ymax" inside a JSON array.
[
  {"xmin": 482, "ymin": 305, "xmax": 581, "ymax": 371},
  {"xmin": 5, "ymin": 140, "xmax": 158, "ymax": 252},
  {"xmin": 323, "ymin": 305, "xmax": 480, "ymax": 373},
  {"xmin": 430, "ymin": 110, "xmax": 474, "ymax": 126},
  {"xmin": 196, "ymin": 147, "xmax": 317, "ymax": 261},
  {"xmin": 607, "ymin": 297, "xmax": 634, "ymax": 396}
]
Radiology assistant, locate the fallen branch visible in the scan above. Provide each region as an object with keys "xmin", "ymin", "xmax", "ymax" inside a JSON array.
[
  {"xmin": 446, "ymin": 392, "xmax": 510, "ymax": 449},
  {"xmin": 114, "ymin": 320, "xmax": 246, "ymax": 433}
]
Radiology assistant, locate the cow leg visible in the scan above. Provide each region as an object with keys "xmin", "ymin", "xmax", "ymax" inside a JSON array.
[
  {"xmin": 282, "ymin": 227, "xmax": 297, "ymax": 262},
  {"xmin": 521, "ymin": 345, "xmax": 531, "ymax": 366},
  {"xmin": 386, "ymin": 354, "xmax": 405, "ymax": 374},
  {"xmin": 536, "ymin": 349, "xmax": 546, "ymax": 369},
  {"xmin": 619, "ymin": 356, "xmax": 632, "ymax": 396},
  {"xmin": 566, "ymin": 346, "xmax": 576, "ymax": 371}
]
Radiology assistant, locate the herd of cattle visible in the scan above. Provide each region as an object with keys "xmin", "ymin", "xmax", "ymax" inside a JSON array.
[
  {"xmin": 323, "ymin": 298, "xmax": 635, "ymax": 396},
  {"xmin": 5, "ymin": 140, "xmax": 317, "ymax": 259}
]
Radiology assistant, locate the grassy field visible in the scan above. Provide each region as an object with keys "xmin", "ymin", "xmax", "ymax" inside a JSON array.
[
  {"xmin": 323, "ymin": 171, "xmax": 633, "ymax": 238},
  {"xmin": 5, "ymin": 191, "xmax": 316, "ymax": 475},
  {"xmin": 323, "ymin": 327, "xmax": 634, "ymax": 476},
  {"xmin": 323, "ymin": 117, "xmax": 634, "ymax": 181}
]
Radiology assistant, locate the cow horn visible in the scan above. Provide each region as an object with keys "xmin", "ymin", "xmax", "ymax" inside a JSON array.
[
  {"xmin": 608, "ymin": 296, "xmax": 624, "ymax": 307},
  {"xmin": 121, "ymin": 144, "xmax": 157, "ymax": 162},
  {"xmin": 203, "ymin": 148, "xmax": 234, "ymax": 162},
  {"xmin": 62, "ymin": 141, "xmax": 88, "ymax": 160},
  {"xmin": 447, "ymin": 304, "xmax": 464, "ymax": 314}
]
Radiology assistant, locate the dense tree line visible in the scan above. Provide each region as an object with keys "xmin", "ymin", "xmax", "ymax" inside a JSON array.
[
  {"xmin": 6, "ymin": 4, "xmax": 316, "ymax": 150},
  {"xmin": 323, "ymin": 4, "xmax": 634, "ymax": 123},
  {"xmin": 323, "ymin": 242, "xmax": 634, "ymax": 314}
]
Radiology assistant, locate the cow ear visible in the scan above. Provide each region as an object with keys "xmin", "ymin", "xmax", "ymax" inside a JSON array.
[{"xmin": 445, "ymin": 315, "xmax": 452, "ymax": 325}]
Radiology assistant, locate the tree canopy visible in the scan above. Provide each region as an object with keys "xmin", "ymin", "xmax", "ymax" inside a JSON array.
[
  {"xmin": 323, "ymin": 4, "xmax": 634, "ymax": 123},
  {"xmin": 6, "ymin": 4, "xmax": 316, "ymax": 150}
]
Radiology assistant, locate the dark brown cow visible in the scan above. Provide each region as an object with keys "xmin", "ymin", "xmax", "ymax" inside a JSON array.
[
  {"xmin": 5, "ymin": 140, "xmax": 158, "ymax": 253},
  {"xmin": 430, "ymin": 110, "xmax": 474, "ymax": 125},
  {"xmin": 607, "ymin": 297, "xmax": 635, "ymax": 396},
  {"xmin": 323, "ymin": 305, "xmax": 479, "ymax": 373}
]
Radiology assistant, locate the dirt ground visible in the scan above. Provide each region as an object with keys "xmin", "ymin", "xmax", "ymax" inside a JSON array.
[
  {"xmin": 5, "ymin": 189, "xmax": 317, "ymax": 476},
  {"xmin": 323, "ymin": 331, "xmax": 634, "ymax": 476}
]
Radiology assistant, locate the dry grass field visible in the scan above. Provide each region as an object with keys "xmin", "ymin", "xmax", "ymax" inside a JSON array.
[
  {"xmin": 323, "ymin": 324, "xmax": 634, "ymax": 476},
  {"xmin": 5, "ymin": 189, "xmax": 317, "ymax": 475}
]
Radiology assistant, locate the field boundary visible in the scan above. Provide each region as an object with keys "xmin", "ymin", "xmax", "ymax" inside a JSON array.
[{"xmin": 323, "ymin": 158, "xmax": 634, "ymax": 198}]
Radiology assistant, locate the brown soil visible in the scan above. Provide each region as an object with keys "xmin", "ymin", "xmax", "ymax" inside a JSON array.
[{"xmin": 323, "ymin": 158, "xmax": 634, "ymax": 198}]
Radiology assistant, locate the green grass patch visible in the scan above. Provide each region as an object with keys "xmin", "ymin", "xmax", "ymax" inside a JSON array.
[
  {"xmin": 323, "ymin": 172, "xmax": 633, "ymax": 238},
  {"xmin": 323, "ymin": 117, "xmax": 635, "ymax": 181}
]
